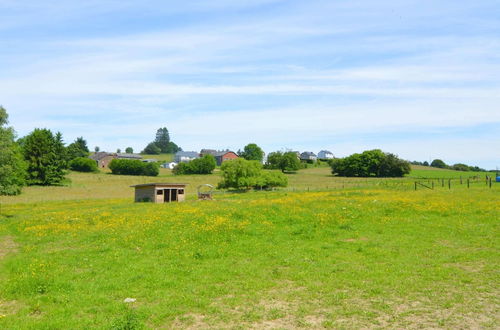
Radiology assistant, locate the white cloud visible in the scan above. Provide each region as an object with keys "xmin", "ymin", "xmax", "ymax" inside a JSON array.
[{"xmin": 1, "ymin": 0, "xmax": 499, "ymax": 168}]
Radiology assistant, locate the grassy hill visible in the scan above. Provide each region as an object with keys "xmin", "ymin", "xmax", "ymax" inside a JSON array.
[
  {"xmin": 139, "ymin": 153, "xmax": 174, "ymax": 162},
  {"xmin": 408, "ymin": 165, "xmax": 493, "ymax": 179},
  {"xmin": 0, "ymin": 166, "xmax": 498, "ymax": 328},
  {"xmin": 0, "ymin": 166, "xmax": 495, "ymax": 204}
]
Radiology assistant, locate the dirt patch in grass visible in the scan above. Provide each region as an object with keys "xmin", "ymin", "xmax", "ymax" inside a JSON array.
[
  {"xmin": 0, "ymin": 236, "xmax": 18, "ymax": 260},
  {"xmin": 343, "ymin": 237, "xmax": 368, "ymax": 242},
  {"xmin": 340, "ymin": 292, "xmax": 500, "ymax": 329},
  {"xmin": 170, "ymin": 313, "xmax": 208, "ymax": 329},
  {"xmin": 444, "ymin": 261, "xmax": 485, "ymax": 273},
  {"xmin": 171, "ymin": 282, "xmax": 328, "ymax": 329},
  {"xmin": 0, "ymin": 300, "xmax": 24, "ymax": 318}
]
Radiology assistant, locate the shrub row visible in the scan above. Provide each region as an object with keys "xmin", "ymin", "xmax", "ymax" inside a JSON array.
[
  {"xmin": 218, "ymin": 158, "xmax": 288, "ymax": 190},
  {"xmin": 330, "ymin": 149, "xmax": 410, "ymax": 177},
  {"xmin": 173, "ymin": 155, "xmax": 216, "ymax": 175},
  {"xmin": 69, "ymin": 157, "xmax": 98, "ymax": 172},
  {"xmin": 109, "ymin": 159, "xmax": 159, "ymax": 176}
]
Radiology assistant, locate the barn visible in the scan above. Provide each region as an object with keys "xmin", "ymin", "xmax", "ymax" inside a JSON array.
[
  {"xmin": 215, "ymin": 151, "xmax": 239, "ymax": 166},
  {"xmin": 131, "ymin": 183, "xmax": 187, "ymax": 203}
]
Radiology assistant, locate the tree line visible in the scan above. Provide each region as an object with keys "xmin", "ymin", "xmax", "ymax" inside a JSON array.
[
  {"xmin": 411, "ymin": 159, "xmax": 487, "ymax": 172},
  {"xmin": 0, "ymin": 106, "xmax": 93, "ymax": 194}
]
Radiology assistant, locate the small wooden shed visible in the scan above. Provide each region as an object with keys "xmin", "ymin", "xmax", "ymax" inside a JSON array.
[{"xmin": 131, "ymin": 183, "xmax": 187, "ymax": 203}]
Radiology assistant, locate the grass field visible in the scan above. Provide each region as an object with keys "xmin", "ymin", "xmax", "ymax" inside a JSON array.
[
  {"xmin": 407, "ymin": 165, "xmax": 494, "ymax": 179},
  {"xmin": 0, "ymin": 167, "xmax": 499, "ymax": 328}
]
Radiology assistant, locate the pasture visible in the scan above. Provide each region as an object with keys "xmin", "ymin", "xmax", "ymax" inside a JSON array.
[{"xmin": 0, "ymin": 167, "xmax": 498, "ymax": 328}]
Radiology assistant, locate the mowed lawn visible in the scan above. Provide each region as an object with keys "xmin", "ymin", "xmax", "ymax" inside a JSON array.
[{"xmin": 0, "ymin": 181, "xmax": 499, "ymax": 328}]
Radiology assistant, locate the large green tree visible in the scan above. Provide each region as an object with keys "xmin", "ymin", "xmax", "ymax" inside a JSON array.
[
  {"xmin": 23, "ymin": 128, "xmax": 67, "ymax": 185},
  {"xmin": 330, "ymin": 149, "xmax": 410, "ymax": 177},
  {"xmin": 142, "ymin": 142, "xmax": 161, "ymax": 155},
  {"xmin": 265, "ymin": 151, "xmax": 301, "ymax": 173},
  {"xmin": 218, "ymin": 158, "xmax": 287, "ymax": 190},
  {"xmin": 152, "ymin": 127, "xmax": 181, "ymax": 153},
  {"xmin": 239, "ymin": 143, "xmax": 265, "ymax": 161},
  {"xmin": 67, "ymin": 137, "xmax": 89, "ymax": 161},
  {"xmin": 430, "ymin": 159, "xmax": 447, "ymax": 169},
  {"xmin": 155, "ymin": 127, "xmax": 170, "ymax": 153},
  {"xmin": 0, "ymin": 106, "xmax": 26, "ymax": 195}
]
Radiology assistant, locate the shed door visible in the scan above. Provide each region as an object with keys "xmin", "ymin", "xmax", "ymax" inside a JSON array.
[
  {"xmin": 171, "ymin": 189, "xmax": 178, "ymax": 202},
  {"xmin": 164, "ymin": 189, "xmax": 170, "ymax": 202}
]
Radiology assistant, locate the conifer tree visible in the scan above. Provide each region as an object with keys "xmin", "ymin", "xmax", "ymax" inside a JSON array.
[{"xmin": 23, "ymin": 128, "xmax": 66, "ymax": 185}]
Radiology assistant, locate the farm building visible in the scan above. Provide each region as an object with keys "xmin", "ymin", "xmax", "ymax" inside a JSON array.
[
  {"xmin": 200, "ymin": 149, "xmax": 217, "ymax": 157},
  {"xmin": 318, "ymin": 150, "xmax": 334, "ymax": 160},
  {"xmin": 90, "ymin": 152, "xmax": 142, "ymax": 168},
  {"xmin": 175, "ymin": 151, "xmax": 200, "ymax": 163},
  {"xmin": 300, "ymin": 151, "xmax": 317, "ymax": 162},
  {"xmin": 131, "ymin": 183, "xmax": 187, "ymax": 203},
  {"xmin": 215, "ymin": 151, "xmax": 239, "ymax": 166}
]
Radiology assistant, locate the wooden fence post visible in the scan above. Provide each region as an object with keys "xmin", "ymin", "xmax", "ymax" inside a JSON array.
[
  {"xmin": 415, "ymin": 182, "xmax": 417, "ymax": 191},
  {"xmin": 467, "ymin": 179, "xmax": 470, "ymax": 188},
  {"xmin": 448, "ymin": 179, "xmax": 451, "ymax": 189}
]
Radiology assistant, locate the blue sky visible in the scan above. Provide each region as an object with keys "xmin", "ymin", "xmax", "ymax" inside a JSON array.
[{"xmin": 1, "ymin": 0, "xmax": 499, "ymax": 168}]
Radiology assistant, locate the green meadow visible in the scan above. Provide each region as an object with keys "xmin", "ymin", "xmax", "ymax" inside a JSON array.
[{"xmin": 0, "ymin": 167, "xmax": 499, "ymax": 328}]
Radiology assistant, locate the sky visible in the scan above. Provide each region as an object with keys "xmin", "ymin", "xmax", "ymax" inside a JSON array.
[{"xmin": 1, "ymin": 0, "xmax": 499, "ymax": 169}]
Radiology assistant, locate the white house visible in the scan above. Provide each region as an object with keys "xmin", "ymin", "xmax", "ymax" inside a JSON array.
[
  {"xmin": 318, "ymin": 150, "xmax": 334, "ymax": 160},
  {"xmin": 300, "ymin": 151, "xmax": 317, "ymax": 161}
]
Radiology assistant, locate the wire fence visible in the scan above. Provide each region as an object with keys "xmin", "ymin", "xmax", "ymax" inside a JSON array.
[{"xmin": 210, "ymin": 174, "xmax": 496, "ymax": 196}]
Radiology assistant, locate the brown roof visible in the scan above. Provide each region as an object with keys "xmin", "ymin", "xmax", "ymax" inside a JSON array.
[{"xmin": 130, "ymin": 183, "xmax": 187, "ymax": 188}]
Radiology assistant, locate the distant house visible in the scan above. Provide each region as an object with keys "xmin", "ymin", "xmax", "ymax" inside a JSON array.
[
  {"xmin": 214, "ymin": 151, "xmax": 238, "ymax": 166},
  {"xmin": 175, "ymin": 151, "xmax": 200, "ymax": 163},
  {"xmin": 200, "ymin": 149, "xmax": 217, "ymax": 157},
  {"xmin": 300, "ymin": 152, "xmax": 317, "ymax": 162},
  {"xmin": 318, "ymin": 150, "xmax": 334, "ymax": 160},
  {"xmin": 90, "ymin": 152, "xmax": 142, "ymax": 168}
]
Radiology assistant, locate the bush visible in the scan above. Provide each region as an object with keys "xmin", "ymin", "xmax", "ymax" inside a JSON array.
[
  {"xmin": 331, "ymin": 149, "xmax": 410, "ymax": 177},
  {"xmin": 258, "ymin": 171, "xmax": 288, "ymax": 188},
  {"xmin": 218, "ymin": 158, "xmax": 288, "ymax": 190},
  {"xmin": 69, "ymin": 157, "xmax": 98, "ymax": 172},
  {"xmin": 109, "ymin": 159, "xmax": 159, "ymax": 176},
  {"xmin": 265, "ymin": 151, "xmax": 301, "ymax": 173},
  {"xmin": 173, "ymin": 155, "xmax": 216, "ymax": 175},
  {"xmin": 430, "ymin": 159, "xmax": 447, "ymax": 168}
]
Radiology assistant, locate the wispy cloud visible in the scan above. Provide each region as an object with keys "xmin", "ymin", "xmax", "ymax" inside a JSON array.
[{"xmin": 0, "ymin": 0, "xmax": 499, "ymax": 168}]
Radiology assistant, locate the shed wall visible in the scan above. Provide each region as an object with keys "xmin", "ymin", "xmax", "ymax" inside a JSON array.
[{"xmin": 135, "ymin": 186, "xmax": 155, "ymax": 202}]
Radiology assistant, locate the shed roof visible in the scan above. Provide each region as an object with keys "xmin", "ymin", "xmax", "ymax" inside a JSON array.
[
  {"xmin": 131, "ymin": 183, "xmax": 188, "ymax": 188},
  {"xmin": 117, "ymin": 153, "xmax": 142, "ymax": 159},
  {"xmin": 215, "ymin": 151, "xmax": 237, "ymax": 157},
  {"xmin": 89, "ymin": 152, "xmax": 114, "ymax": 161}
]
